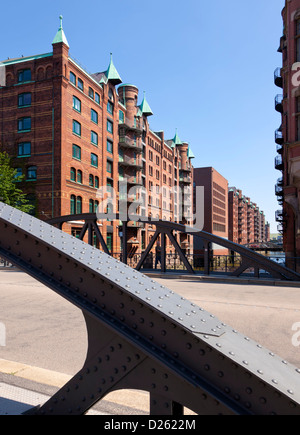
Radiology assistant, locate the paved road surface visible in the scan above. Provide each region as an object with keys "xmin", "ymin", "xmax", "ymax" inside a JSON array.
[{"xmin": 0, "ymin": 270, "xmax": 300, "ymax": 376}]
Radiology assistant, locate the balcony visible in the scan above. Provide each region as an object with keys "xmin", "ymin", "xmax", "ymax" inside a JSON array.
[
  {"xmin": 119, "ymin": 173, "xmax": 143, "ymax": 186},
  {"xmin": 180, "ymin": 164, "xmax": 192, "ymax": 173},
  {"xmin": 275, "ymin": 209, "xmax": 283, "ymax": 223},
  {"xmin": 127, "ymin": 221, "xmax": 144, "ymax": 228},
  {"xmin": 179, "ymin": 173, "xmax": 192, "ymax": 184},
  {"xmin": 276, "ymin": 143, "xmax": 283, "ymax": 154},
  {"xmin": 275, "ymin": 128, "xmax": 283, "ymax": 145},
  {"xmin": 275, "ymin": 94, "xmax": 283, "ymax": 113},
  {"xmin": 275, "ymin": 155, "xmax": 283, "ymax": 171},
  {"xmin": 275, "ymin": 182, "xmax": 283, "ymax": 197},
  {"xmin": 119, "ymin": 155, "xmax": 143, "ymax": 169},
  {"xmin": 119, "ymin": 117, "xmax": 143, "ymax": 134},
  {"xmin": 274, "ymin": 67, "xmax": 283, "ymax": 88},
  {"xmin": 119, "ymin": 135, "xmax": 143, "ymax": 152}
]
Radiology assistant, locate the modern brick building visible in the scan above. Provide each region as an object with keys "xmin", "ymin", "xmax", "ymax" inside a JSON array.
[
  {"xmin": 0, "ymin": 17, "xmax": 195, "ymax": 256},
  {"xmin": 228, "ymin": 187, "xmax": 269, "ymax": 245},
  {"xmin": 193, "ymin": 169, "xmax": 270, "ymax": 254},
  {"xmin": 275, "ymin": 0, "xmax": 300, "ymax": 270},
  {"xmin": 193, "ymin": 167, "xmax": 228, "ymax": 254}
]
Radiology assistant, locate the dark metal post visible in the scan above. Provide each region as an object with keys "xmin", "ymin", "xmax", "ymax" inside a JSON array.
[
  {"xmin": 122, "ymin": 221, "xmax": 128, "ymax": 265},
  {"xmin": 161, "ymin": 231, "xmax": 166, "ymax": 273},
  {"xmin": 204, "ymin": 241, "xmax": 210, "ymax": 275}
]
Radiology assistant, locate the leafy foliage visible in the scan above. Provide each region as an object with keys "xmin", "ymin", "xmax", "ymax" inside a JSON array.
[{"xmin": 0, "ymin": 151, "xmax": 33, "ymax": 213}]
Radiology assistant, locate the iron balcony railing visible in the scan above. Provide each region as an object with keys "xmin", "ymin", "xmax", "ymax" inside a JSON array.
[
  {"xmin": 274, "ymin": 67, "xmax": 283, "ymax": 88},
  {"xmin": 275, "ymin": 155, "xmax": 283, "ymax": 170},
  {"xmin": 179, "ymin": 174, "xmax": 192, "ymax": 184},
  {"xmin": 119, "ymin": 173, "xmax": 143, "ymax": 186},
  {"xmin": 119, "ymin": 117, "xmax": 143, "ymax": 132},
  {"xmin": 275, "ymin": 183, "xmax": 283, "ymax": 196},
  {"xmin": 275, "ymin": 209, "xmax": 284, "ymax": 222},
  {"xmin": 275, "ymin": 94, "xmax": 283, "ymax": 113},
  {"xmin": 275, "ymin": 128, "xmax": 283, "ymax": 145},
  {"xmin": 119, "ymin": 135, "xmax": 143, "ymax": 151},
  {"xmin": 119, "ymin": 154, "xmax": 143, "ymax": 169}
]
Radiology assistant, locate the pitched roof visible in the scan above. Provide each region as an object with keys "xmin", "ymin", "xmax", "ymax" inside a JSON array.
[
  {"xmin": 139, "ymin": 92, "xmax": 153, "ymax": 116},
  {"xmin": 52, "ymin": 16, "xmax": 69, "ymax": 47},
  {"xmin": 105, "ymin": 53, "xmax": 122, "ymax": 85},
  {"xmin": 172, "ymin": 129, "xmax": 183, "ymax": 147},
  {"xmin": 188, "ymin": 147, "xmax": 195, "ymax": 159}
]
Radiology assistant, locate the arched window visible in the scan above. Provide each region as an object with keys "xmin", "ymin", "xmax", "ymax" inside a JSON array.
[
  {"xmin": 89, "ymin": 199, "xmax": 94, "ymax": 213},
  {"xmin": 70, "ymin": 167, "xmax": 76, "ymax": 182},
  {"xmin": 70, "ymin": 195, "xmax": 76, "ymax": 214},
  {"xmin": 95, "ymin": 176, "xmax": 99, "ymax": 189},
  {"xmin": 77, "ymin": 170, "xmax": 82, "ymax": 184},
  {"xmin": 76, "ymin": 196, "xmax": 82, "ymax": 214},
  {"xmin": 89, "ymin": 174, "xmax": 94, "ymax": 187}
]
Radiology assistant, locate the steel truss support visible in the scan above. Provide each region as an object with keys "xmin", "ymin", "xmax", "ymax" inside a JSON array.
[
  {"xmin": 1, "ymin": 203, "xmax": 300, "ymax": 415},
  {"xmin": 48, "ymin": 213, "xmax": 300, "ymax": 281}
]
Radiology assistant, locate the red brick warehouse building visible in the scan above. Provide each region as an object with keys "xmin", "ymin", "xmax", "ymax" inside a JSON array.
[
  {"xmin": 0, "ymin": 17, "xmax": 195, "ymax": 255},
  {"xmin": 275, "ymin": 0, "xmax": 300, "ymax": 270}
]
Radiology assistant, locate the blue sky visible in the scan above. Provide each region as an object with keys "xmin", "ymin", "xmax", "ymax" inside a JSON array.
[{"xmin": 0, "ymin": 0, "xmax": 284, "ymax": 232}]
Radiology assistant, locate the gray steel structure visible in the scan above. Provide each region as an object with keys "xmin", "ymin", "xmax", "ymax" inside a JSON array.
[
  {"xmin": 48, "ymin": 213, "xmax": 300, "ymax": 281},
  {"xmin": 0, "ymin": 202, "xmax": 300, "ymax": 415}
]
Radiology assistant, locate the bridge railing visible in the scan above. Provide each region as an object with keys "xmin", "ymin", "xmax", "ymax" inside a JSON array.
[{"xmin": 47, "ymin": 213, "xmax": 300, "ymax": 282}]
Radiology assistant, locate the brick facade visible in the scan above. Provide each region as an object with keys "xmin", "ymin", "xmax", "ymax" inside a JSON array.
[
  {"xmin": 276, "ymin": 0, "xmax": 300, "ymax": 270},
  {"xmin": 228, "ymin": 187, "xmax": 269, "ymax": 245},
  {"xmin": 193, "ymin": 167, "xmax": 228, "ymax": 255},
  {"xmin": 0, "ymin": 20, "xmax": 194, "ymax": 256}
]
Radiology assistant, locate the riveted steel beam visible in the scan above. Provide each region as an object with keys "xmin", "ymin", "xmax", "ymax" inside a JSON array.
[{"xmin": 1, "ymin": 203, "xmax": 300, "ymax": 415}]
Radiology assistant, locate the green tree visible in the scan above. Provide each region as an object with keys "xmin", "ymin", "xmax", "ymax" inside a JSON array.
[{"xmin": 0, "ymin": 151, "xmax": 33, "ymax": 213}]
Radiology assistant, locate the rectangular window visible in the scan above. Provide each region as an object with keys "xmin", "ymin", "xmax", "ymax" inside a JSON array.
[
  {"xmin": 297, "ymin": 38, "xmax": 300, "ymax": 62},
  {"xmin": 18, "ymin": 142, "xmax": 31, "ymax": 157},
  {"xmin": 72, "ymin": 144, "xmax": 81, "ymax": 160},
  {"xmin": 95, "ymin": 92, "xmax": 100, "ymax": 104},
  {"xmin": 107, "ymin": 119, "xmax": 113, "ymax": 134},
  {"xmin": 18, "ymin": 117, "xmax": 31, "ymax": 132},
  {"xmin": 107, "ymin": 161, "xmax": 112, "ymax": 174},
  {"xmin": 119, "ymin": 110, "xmax": 124, "ymax": 123},
  {"xmin": 73, "ymin": 96, "xmax": 81, "ymax": 112},
  {"xmin": 27, "ymin": 166, "xmax": 37, "ymax": 180},
  {"xmin": 107, "ymin": 139, "xmax": 113, "ymax": 154},
  {"xmin": 296, "ymin": 19, "xmax": 300, "ymax": 61},
  {"xmin": 18, "ymin": 69, "xmax": 31, "ymax": 83},
  {"xmin": 72, "ymin": 120, "xmax": 81, "ymax": 136},
  {"xmin": 70, "ymin": 72, "xmax": 76, "ymax": 85},
  {"xmin": 91, "ymin": 109, "xmax": 98, "ymax": 124},
  {"xmin": 78, "ymin": 78, "xmax": 84, "ymax": 91},
  {"xmin": 91, "ymin": 130, "xmax": 98, "ymax": 145},
  {"xmin": 91, "ymin": 153, "xmax": 98, "ymax": 168},
  {"xmin": 18, "ymin": 93, "xmax": 31, "ymax": 107},
  {"xmin": 107, "ymin": 101, "xmax": 113, "ymax": 115}
]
